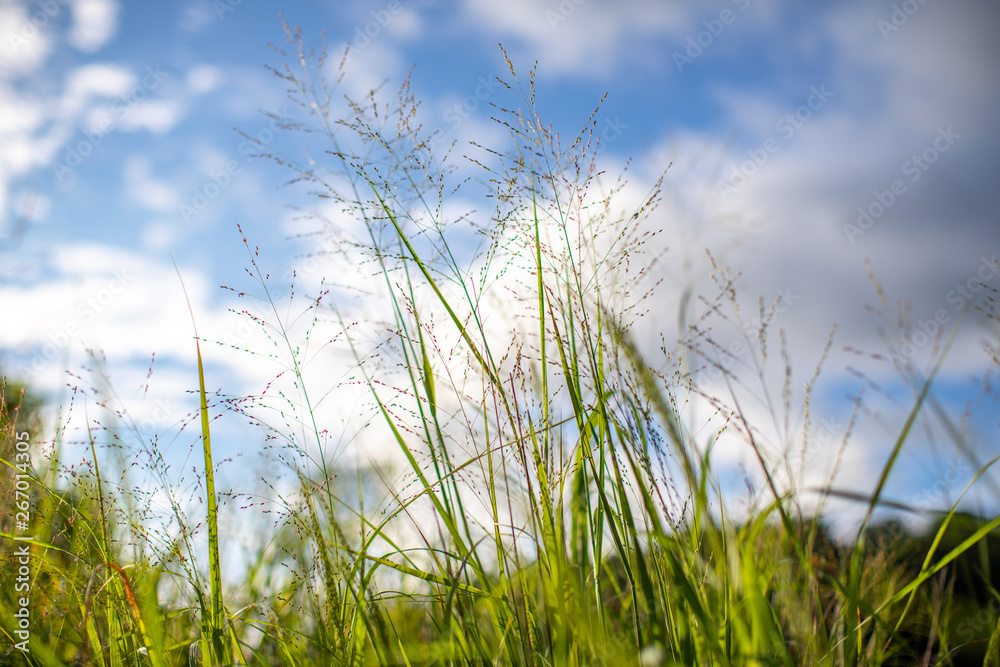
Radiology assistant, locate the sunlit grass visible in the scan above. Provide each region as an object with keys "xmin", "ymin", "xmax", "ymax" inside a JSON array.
[{"xmin": 2, "ymin": 23, "xmax": 999, "ymax": 667}]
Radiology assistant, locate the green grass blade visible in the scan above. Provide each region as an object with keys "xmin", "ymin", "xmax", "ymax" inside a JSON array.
[{"xmin": 173, "ymin": 261, "xmax": 228, "ymax": 664}]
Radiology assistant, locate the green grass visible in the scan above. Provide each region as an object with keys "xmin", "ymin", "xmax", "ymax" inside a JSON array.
[{"xmin": 2, "ymin": 25, "xmax": 1000, "ymax": 666}]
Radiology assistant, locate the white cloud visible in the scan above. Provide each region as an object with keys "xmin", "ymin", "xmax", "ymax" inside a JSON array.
[
  {"xmin": 386, "ymin": 6, "xmax": 423, "ymax": 40},
  {"xmin": 68, "ymin": 0, "xmax": 119, "ymax": 53},
  {"xmin": 0, "ymin": 2, "xmax": 53, "ymax": 76},
  {"xmin": 0, "ymin": 241, "xmax": 248, "ymax": 392},
  {"xmin": 65, "ymin": 63, "xmax": 134, "ymax": 96},
  {"xmin": 141, "ymin": 219, "xmax": 180, "ymax": 250},
  {"xmin": 0, "ymin": 0, "xmax": 994, "ymax": 539},
  {"xmin": 0, "ymin": 88, "xmax": 45, "ymax": 135},
  {"xmin": 179, "ymin": 2, "xmax": 215, "ymax": 32},
  {"xmin": 827, "ymin": 2, "xmax": 998, "ymax": 135},
  {"xmin": 337, "ymin": 38, "xmax": 407, "ymax": 102},
  {"xmin": 119, "ymin": 100, "xmax": 182, "ymax": 133},
  {"xmin": 1, "ymin": 51, "xmax": 183, "ymax": 226},
  {"xmin": 124, "ymin": 155, "xmax": 178, "ymax": 211},
  {"xmin": 0, "ymin": 89, "xmax": 61, "ymax": 174},
  {"xmin": 462, "ymin": 0, "xmax": 690, "ymax": 78},
  {"xmin": 187, "ymin": 64, "xmax": 223, "ymax": 94},
  {"xmin": 61, "ymin": 63, "xmax": 135, "ymax": 119}
]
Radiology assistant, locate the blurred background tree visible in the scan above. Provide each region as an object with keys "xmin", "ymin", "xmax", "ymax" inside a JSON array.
[{"xmin": 1, "ymin": 374, "xmax": 43, "ymax": 538}]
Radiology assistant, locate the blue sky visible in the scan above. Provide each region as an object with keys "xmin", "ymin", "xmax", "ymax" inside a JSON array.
[{"xmin": 1, "ymin": 0, "xmax": 998, "ymax": 535}]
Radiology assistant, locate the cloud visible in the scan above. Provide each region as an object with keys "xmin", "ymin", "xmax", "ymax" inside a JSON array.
[
  {"xmin": 385, "ymin": 5, "xmax": 423, "ymax": 40},
  {"xmin": 187, "ymin": 64, "xmax": 223, "ymax": 94},
  {"xmin": 61, "ymin": 63, "xmax": 135, "ymax": 119},
  {"xmin": 654, "ymin": 0, "xmax": 1000, "ymax": 381},
  {"xmin": 141, "ymin": 219, "xmax": 180, "ymax": 251},
  {"xmin": 0, "ymin": 16, "xmax": 180, "ymax": 226},
  {"xmin": 123, "ymin": 155, "xmax": 178, "ymax": 212},
  {"xmin": 461, "ymin": 0, "xmax": 691, "ymax": 78},
  {"xmin": 179, "ymin": 2, "xmax": 216, "ymax": 33},
  {"xmin": 0, "ymin": 2, "xmax": 53, "ymax": 76},
  {"xmin": 119, "ymin": 100, "xmax": 182, "ymax": 133},
  {"xmin": 68, "ymin": 0, "xmax": 119, "ymax": 52},
  {"xmin": 0, "ymin": 240, "xmax": 273, "ymax": 395},
  {"xmin": 0, "ymin": 0, "xmax": 995, "ymax": 534},
  {"xmin": 336, "ymin": 38, "xmax": 408, "ymax": 102}
]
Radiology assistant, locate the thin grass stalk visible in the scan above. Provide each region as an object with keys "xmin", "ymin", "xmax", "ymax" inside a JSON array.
[{"xmin": 175, "ymin": 266, "xmax": 228, "ymax": 664}]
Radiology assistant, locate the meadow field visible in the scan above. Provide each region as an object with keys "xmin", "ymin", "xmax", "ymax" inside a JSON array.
[{"xmin": 2, "ymin": 27, "xmax": 999, "ymax": 666}]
